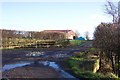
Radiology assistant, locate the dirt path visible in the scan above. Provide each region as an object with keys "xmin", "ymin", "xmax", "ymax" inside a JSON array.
[{"xmin": 2, "ymin": 64, "xmax": 61, "ymax": 79}]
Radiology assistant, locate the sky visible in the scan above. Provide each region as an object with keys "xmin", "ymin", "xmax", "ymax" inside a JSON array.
[{"xmin": 0, "ymin": 0, "xmax": 119, "ymax": 39}]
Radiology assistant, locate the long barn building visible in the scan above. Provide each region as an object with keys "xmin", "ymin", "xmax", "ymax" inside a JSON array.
[{"xmin": 42, "ymin": 30, "xmax": 76, "ymax": 40}]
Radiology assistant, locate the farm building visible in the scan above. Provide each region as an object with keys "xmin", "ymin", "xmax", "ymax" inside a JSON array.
[{"xmin": 42, "ymin": 30, "xmax": 76, "ymax": 40}]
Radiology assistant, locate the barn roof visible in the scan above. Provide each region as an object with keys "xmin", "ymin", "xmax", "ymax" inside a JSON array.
[{"xmin": 43, "ymin": 30, "xmax": 72, "ymax": 33}]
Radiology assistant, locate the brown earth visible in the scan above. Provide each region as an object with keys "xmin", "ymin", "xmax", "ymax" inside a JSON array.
[
  {"xmin": 2, "ymin": 42, "xmax": 92, "ymax": 79},
  {"xmin": 2, "ymin": 64, "xmax": 61, "ymax": 79}
]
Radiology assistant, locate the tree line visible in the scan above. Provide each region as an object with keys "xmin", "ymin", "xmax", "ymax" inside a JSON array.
[
  {"xmin": 1, "ymin": 29, "xmax": 67, "ymax": 48},
  {"xmin": 1, "ymin": 29, "xmax": 66, "ymax": 40}
]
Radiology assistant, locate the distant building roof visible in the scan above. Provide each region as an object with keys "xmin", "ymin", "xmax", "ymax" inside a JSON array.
[{"xmin": 43, "ymin": 30, "xmax": 72, "ymax": 33}]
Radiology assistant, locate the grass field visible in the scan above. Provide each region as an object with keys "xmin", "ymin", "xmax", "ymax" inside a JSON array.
[
  {"xmin": 1, "ymin": 38, "xmax": 55, "ymax": 48},
  {"xmin": 69, "ymin": 40, "xmax": 86, "ymax": 46}
]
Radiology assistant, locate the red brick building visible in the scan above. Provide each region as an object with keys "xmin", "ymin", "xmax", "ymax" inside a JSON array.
[{"xmin": 42, "ymin": 30, "xmax": 76, "ymax": 40}]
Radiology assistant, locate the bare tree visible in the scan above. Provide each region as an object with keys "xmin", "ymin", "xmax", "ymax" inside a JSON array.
[{"xmin": 105, "ymin": 0, "xmax": 118, "ymax": 23}]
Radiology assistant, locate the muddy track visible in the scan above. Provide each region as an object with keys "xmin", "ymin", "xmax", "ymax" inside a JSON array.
[{"xmin": 2, "ymin": 41, "xmax": 92, "ymax": 79}]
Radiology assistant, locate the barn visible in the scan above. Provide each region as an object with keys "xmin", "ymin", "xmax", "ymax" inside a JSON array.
[{"xmin": 42, "ymin": 30, "xmax": 76, "ymax": 40}]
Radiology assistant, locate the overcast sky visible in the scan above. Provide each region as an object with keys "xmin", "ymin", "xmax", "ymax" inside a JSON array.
[{"xmin": 0, "ymin": 0, "xmax": 119, "ymax": 39}]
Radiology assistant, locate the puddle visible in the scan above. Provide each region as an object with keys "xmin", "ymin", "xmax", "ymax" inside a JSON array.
[
  {"xmin": 1, "ymin": 61, "xmax": 33, "ymax": 72},
  {"xmin": 39, "ymin": 61, "xmax": 59, "ymax": 69},
  {"xmin": 53, "ymin": 53, "xmax": 70, "ymax": 58},
  {"xmin": 38, "ymin": 61, "xmax": 78, "ymax": 79},
  {"xmin": 26, "ymin": 51, "xmax": 44, "ymax": 57}
]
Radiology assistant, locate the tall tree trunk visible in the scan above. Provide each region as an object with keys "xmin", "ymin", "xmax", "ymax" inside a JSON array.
[
  {"xmin": 118, "ymin": 55, "xmax": 120, "ymax": 77},
  {"xmin": 110, "ymin": 52, "xmax": 115, "ymax": 73},
  {"xmin": 115, "ymin": 55, "xmax": 118, "ymax": 75},
  {"xmin": 99, "ymin": 51, "xmax": 102, "ymax": 68}
]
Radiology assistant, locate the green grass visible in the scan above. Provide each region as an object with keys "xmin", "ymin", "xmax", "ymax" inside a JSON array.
[
  {"xmin": 1, "ymin": 38, "xmax": 56, "ymax": 49},
  {"xmin": 69, "ymin": 40, "xmax": 86, "ymax": 46},
  {"xmin": 67, "ymin": 58, "xmax": 105, "ymax": 79},
  {"xmin": 2, "ymin": 39, "xmax": 86, "ymax": 49},
  {"xmin": 87, "ymin": 48, "xmax": 96, "ymax": 52},
  {"xmin": 66, "ymin": 51, "xmax": 119, "ymax": 79}
]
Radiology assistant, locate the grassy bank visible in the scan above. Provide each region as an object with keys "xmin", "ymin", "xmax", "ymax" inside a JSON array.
[
  {"xmin": 69, "ymin": 40, "xmax": 86, "ymax": 46},
  {"xmin": 1, "ymin": 39, "xmax": 87, "ymax": 49},
  {"xmin": 66, "ymin": 49, "xmax": 119, "ymax": 79},
  {"xmin": 2, "ymin": 38, "xmax": 55, "ymax": 47}
]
